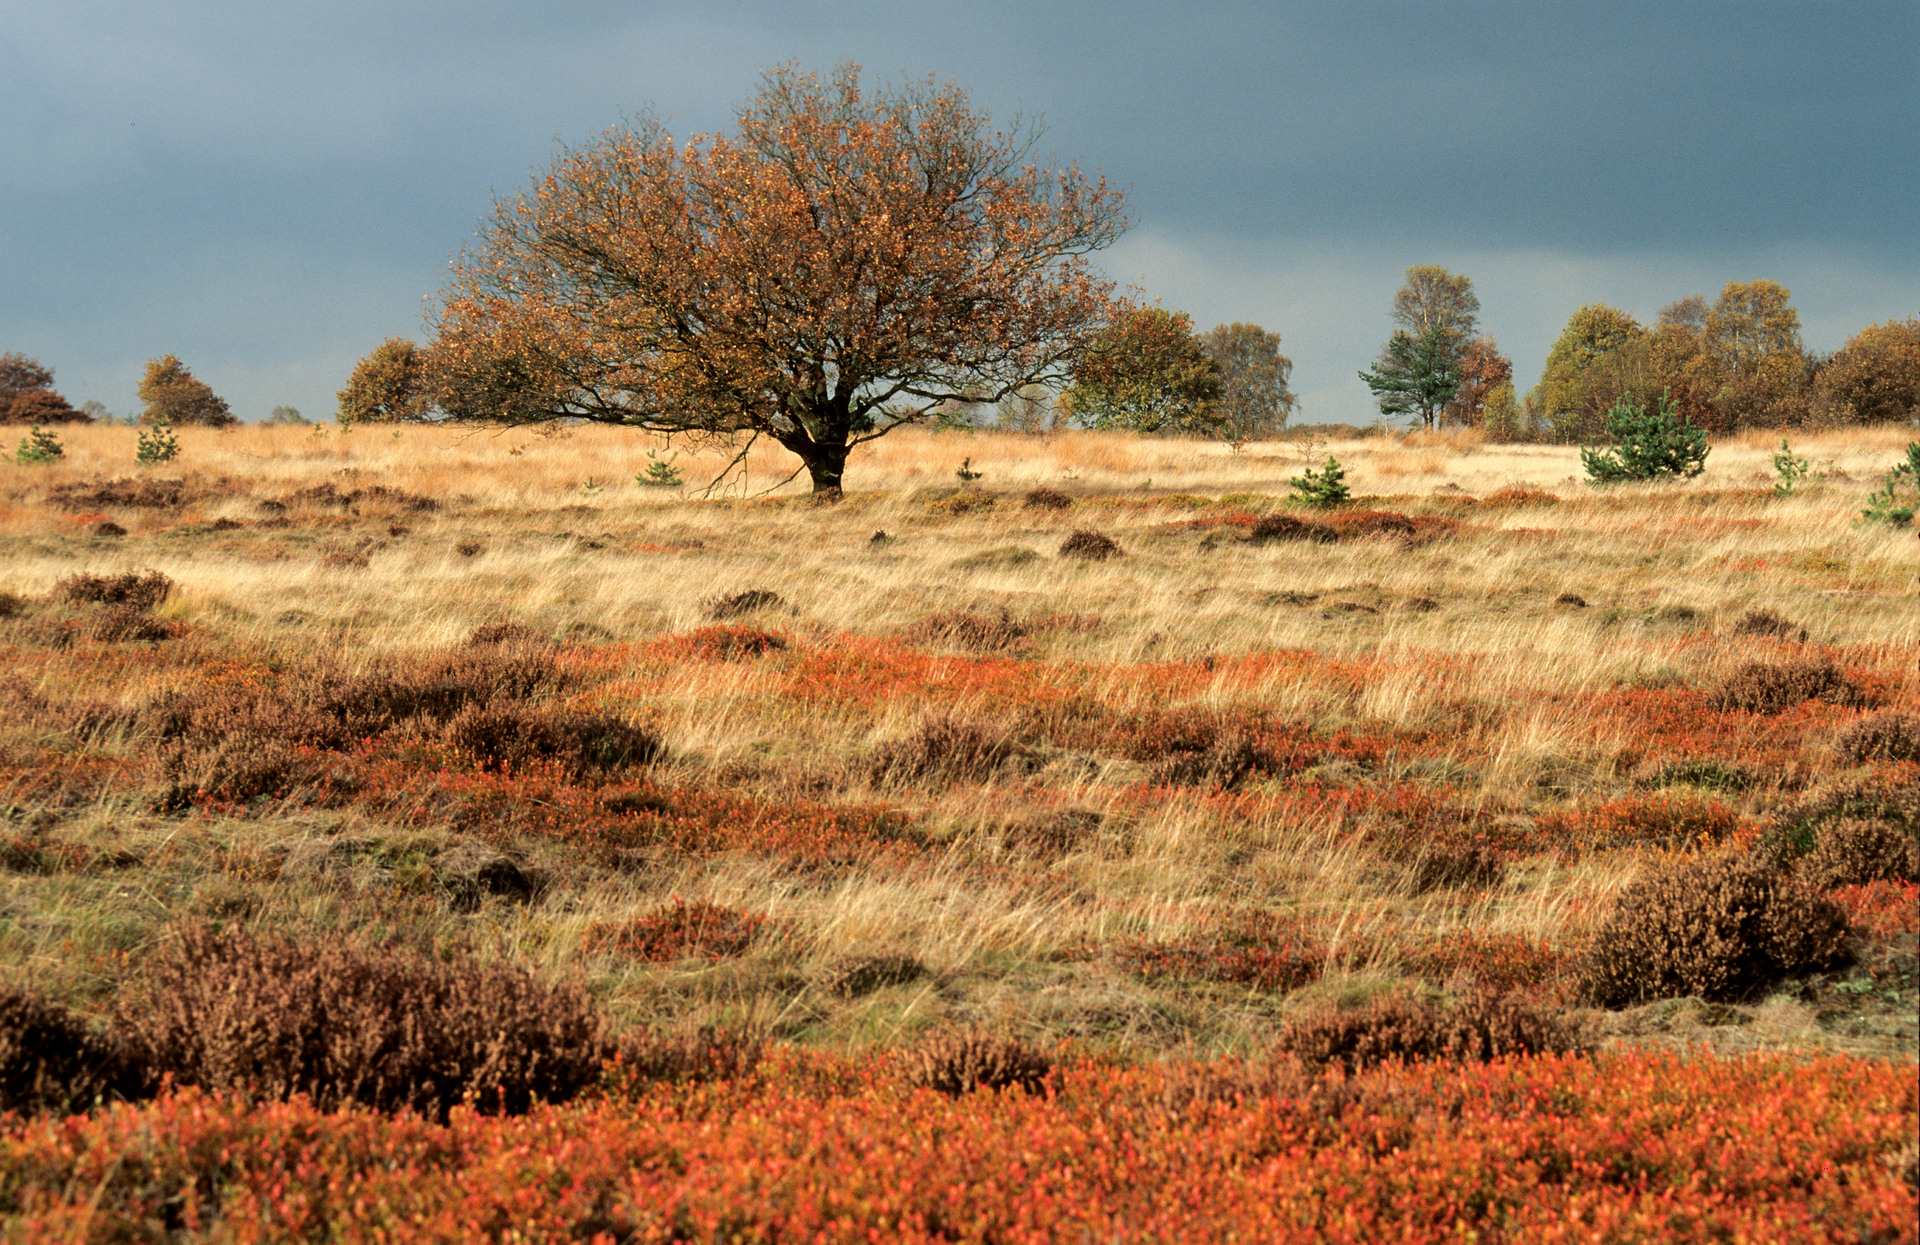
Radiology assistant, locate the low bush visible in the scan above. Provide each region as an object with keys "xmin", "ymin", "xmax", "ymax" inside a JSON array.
[
  {"xmin": 651, "ymin": 624, "xmax": 789, "ymax": 661},
  {"xmin": 1245, "ymin": 513, "xmax": 1336, "ymax": 544},
  {"xmin": 1706, "ymin": 659, "xmax": 1867, "ymax": 714},
  {"xmin": 466, "ymin": 621, "xmax": 549, "ymax": 648},
  {"xmin": 822, "ymin": 953, "xmax": 926, "ymax": 999},
  {"xmin": 706, "ymin": 589, "xmax": 786, "ymax": 620},
  {"xmin": 1278, "ymin": 990, "xmax": 1586, "ymax": 1072},
  {"xmin": 1023, "ymin": 486, "xmax": 1073, "ymax": 511},
  {"xmin": 1480, "ymin": 486, "xmax": 1559, "ymax": 506},
  {"xmin": 54, "ymin": 569, "xmax": 173, "ymax": 610},
  {"xmin": 583, "ymin": 899, "xmax": 770, "ymax": 961},
  {"xmin": 606, "ymin": 1027, "xmax": 763, "ymax": 1091},
  {"xmin": 1058, "ymin": 529, "xmax": 1123, "ymax": 560},
  {"xmin": 442, "ymin": 702, "xmax": 662, "ymax": 775},
  {"xmin": 902, "ymin": 608, "xmax": 1028, "ymax": 652},
  {"xmin": 1835, "ymin": 711, "xmax": 1920, "ymax": 764},
  {"xmin": 869, "ymin": 712, "xmax": 1016, "ymax": 786},
  {"xmin": 1577, "ymin": 855, "xmax": 1851, "ymax": 1006},
  {"xmin": 1731, "ymin": 609, "xmax": 1808, "ymax": 642},
  {"xmin": 117, "ymin": 927, "xmax": 612, "ymax": 1120},
  {"xmin": 1796, "ymin": 818, "xmax": 1920, "ymax": 890},
  {"xmin": 0, "ymin": 986, "xmax": 148, "ymax": 1114},
  {"xmin": 899, "ymin": 1030, "xmax": 1054, "ymax": 1096}
]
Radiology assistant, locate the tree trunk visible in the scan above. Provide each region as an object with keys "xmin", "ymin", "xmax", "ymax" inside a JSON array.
[{"xmin": 803, "ymin": 440, "xmax": 850, "ymax": 496}]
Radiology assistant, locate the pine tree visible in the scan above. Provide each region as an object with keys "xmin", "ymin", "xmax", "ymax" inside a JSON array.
[{"xmin": 1580, "ymin": 389, "xmax": 1708, "ymax": 483}]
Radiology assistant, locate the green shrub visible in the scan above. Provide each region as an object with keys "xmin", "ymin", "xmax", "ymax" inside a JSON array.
[
  {"xmin": 1770, "ymin": 439, "xmax": 1809, "ymax": 495},
  {"xmin": 1287, "ymin": 455, "xmax": 1351, "ymax": 508},
  {"xmin": 135, "ymin": 413, "xmax": 179, "ymax": 465},
  {"xmin": 12, "ymin": 424, "xmax": 63, "ymax": 464},
  {"xmin": 1580, "ymin": 389, "xmax": 1707, "ymax": 483},
  {"xmin": 1860, "ymin": 442, "xmax": 1918, "ymax": 525}
]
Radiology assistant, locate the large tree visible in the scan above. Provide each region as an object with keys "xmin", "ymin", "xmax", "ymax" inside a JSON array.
[
  {"xmin": 429, "ymin": 63, "xmax": 1127, "ymax": 494},
  {"xmin": 1359, "ymin": 322, "xmax": 1461, "ymax": 430},
  {"xmin": 1198, "ymin": 322, "xmax": 1295, "ymax": 442},
  {"xmin": 1445, "ymin": 336, "xmax": 1512, "ymax": 428},
  {"xmin": 138, "ymin": 355, "xmax": 236, "ymax": 427}
]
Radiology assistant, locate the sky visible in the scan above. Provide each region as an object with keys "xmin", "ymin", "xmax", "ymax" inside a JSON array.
[{"xmin": 4, "ymin": 0, "xmax": 1916, "ymax": 426}]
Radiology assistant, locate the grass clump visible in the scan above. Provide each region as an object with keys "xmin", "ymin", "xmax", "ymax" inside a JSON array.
[{"xmin": 1577, "ymin": 855, "xmax": 1851, "ymax": 1006}]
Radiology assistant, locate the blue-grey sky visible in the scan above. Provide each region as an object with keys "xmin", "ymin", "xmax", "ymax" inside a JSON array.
[{"xmin": 5, "ymin": 0, "xmax": 1916, "ymax": 425}]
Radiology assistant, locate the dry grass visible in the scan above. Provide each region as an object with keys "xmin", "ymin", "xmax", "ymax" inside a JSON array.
[{"xmin": 0, "ymin": 422, "xmax": 1914, "ymax": 1068}]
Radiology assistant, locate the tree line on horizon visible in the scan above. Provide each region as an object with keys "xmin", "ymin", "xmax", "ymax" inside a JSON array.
[{"xmin": 5, "ymin": 64, "xmax": 1916, "ymax": 491}]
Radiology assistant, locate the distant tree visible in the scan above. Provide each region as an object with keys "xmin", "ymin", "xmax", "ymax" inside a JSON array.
[
  {"xmin": 79, "ymin": 400, "xmax": 114, "ymax": 423},
  {"xmin": 995, "ymin": 383, "xmax": 1058, "ymax": 434},
  {"xmin": 1532, "ymin": 304, "xmax": 1644, "ymax": 441},
  {"xmin": 428, "ymin": 63, "xmax": 1126, "ymax": 494},
  {"xmin": 1445, "ymin": 336, "xmax": 1512, "ymax": 428},
  {"xmin": 0, "ymin": 352, "xmax": 88, "ymax": 424},
  {"xmin": 266, "ymin": 405, "xmax": 311, "ymax": 425},
  {"xmin": 1390, "ymin": 265, "xmax": 1480, "ymax": 354},
  {"xmin": 1359, "ymin": 322, "xmax": 1461, "ymax": 430},
  {"xmin": 1480, "ymin": 381, "xmax": 1523, "ymax": 441},
  {"xmin": 1067, "ymin": 306, "xmax": 1223, "ymax": 435},
  {"xmin": 6, "ymin": 389, "xmax": 86, "ymax": 425},
  {"xmin": 138, "ymin": 355, "xmax": 236, "ymax": 427},
  {"xmin": 1702, "ymin": 279, "xmax": 1811, "ymax": 429},
  {"xmin": 1198, "ymin": 322, "xmax": 1295, "ymax": 442},
  {"xmin": 1815, "ymin": 317, "xmax": 1920, "ymax": 425},
  {"xmin": 0, "ymin": 353, "xmax": 55, "ymax": 408},
  {"xmin": 338, "ymin": 338, "xmax": 432, "ymax": 425}
]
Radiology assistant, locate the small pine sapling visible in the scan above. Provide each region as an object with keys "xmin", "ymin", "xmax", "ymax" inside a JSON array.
[
  {"xmin": 1287, "ymin": 455, "xmax": 1351, "ymax": 508},
  {"xmin": 1580, "ymin": 389, "xmax": 1708, "ymax": 483},
  {"xmin": 13, "ymin": 425, "xmax": 63, "ymax": 465},
  {"xmin": 1859, "ymin": 441, "xmax": 1918, "ymax": 526},
  {"xmin": 636, "ymin": 448, "xmax": 683, "ymax": 488},
  {"xmin": 955, "ymin": 457, "xmax": 984, "ymax": 486},
  {"xmin": 135, "ymin": 413, "xmax": 179, "ymax": 465},
  {"xmin": 1771, "ymin": 439, "xmax": 1809, "ymax": 496}
]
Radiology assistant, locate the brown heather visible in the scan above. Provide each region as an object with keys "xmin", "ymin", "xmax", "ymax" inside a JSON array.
[
  {"xmin": 1732, "ymin": 608, "xmax": 1809, "ymax": 643},
  {"xmin": 1277, "ymin": 990, "xmax": 1587, "ymax": 1073},
  {"xmin": 0, "ymin": 986, "xmax": 147, "ymax": 1115},
  {"xmin": 1058, "ymin": 528, "xmax": 1123, "ymax": 560},
  {"xmin": 900, "ymin": 1030, "xmax": 1055, "ymax": 1096},
  {"xmin": 1836, "ymin": 710, "xmax": 1920, "ymax": 764},
  {"xmin": 118, "ymin": 927, "xmax": 611, "ymax": 1120},
  {"xmin": 869, "ymin": 712, "xmax": 1017, "ymax": 787},
  {"xmin": 1578, "ymin": 856, "xmax": 1852, "ymax": 1006},
  {"xmin": 1706, "ymin": 658, "xmax": 1868, "ymax": 714},
  {"xmin": 1796, "ymin": 819, "xmax": 1920, "ymax": 890},
  {"xmin": 54, "ymin": 568, "xmax": 174, "ymax": 609}
]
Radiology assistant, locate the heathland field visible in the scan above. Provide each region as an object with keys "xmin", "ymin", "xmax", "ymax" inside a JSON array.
[{"xmin": 1, "ymin": 422, "xmax": 1915, "ymax": 1241}]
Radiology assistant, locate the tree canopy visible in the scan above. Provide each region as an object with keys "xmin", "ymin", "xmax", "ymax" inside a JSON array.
[
  {"xmin": 0, "ymin": 353, "xmax": 86, "ymax": 424},
  {"xmin": 1198, "ymin": 323, "xmax": 1295, "ymax": 441},
  {"xmin": 1391, "ymin": 265, "xmax": 1480, "ymax": 353},
  {"xmin": 339, "ymin": 338, "xmax": 431, "ymax": 425},
  {"xmin": 1359, "ymin": 322, "xmax": 1461, "ymax": 429},
  {"xmin": 429, "ymin": 63, "xmax": 1127, "ymax": 493},
  {"xmin": 138, "ymin": 355, "xmax": 235, "ymax": 427},
  {"xmin": 1067, "ymin": 307, "xmax": 1222, "ymax": 435}
]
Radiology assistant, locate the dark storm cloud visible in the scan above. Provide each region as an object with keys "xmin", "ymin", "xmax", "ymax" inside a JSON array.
[{"xmin": 2, "ymin": 0, "xmax": 1914, "ymax": 425}]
